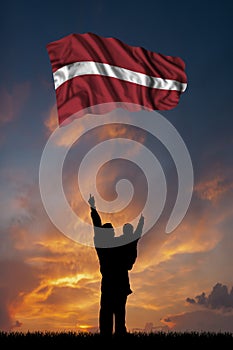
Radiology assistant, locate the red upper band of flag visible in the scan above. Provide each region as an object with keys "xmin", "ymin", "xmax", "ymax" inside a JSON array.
[{"xmin": 46, "ymin": 32, "xmax": 187, "ymax": 126}]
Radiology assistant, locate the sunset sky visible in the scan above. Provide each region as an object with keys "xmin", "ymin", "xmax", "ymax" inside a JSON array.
[{"xmin": 1, "ymin": 1, "xmax": 233, "ymax": 333}]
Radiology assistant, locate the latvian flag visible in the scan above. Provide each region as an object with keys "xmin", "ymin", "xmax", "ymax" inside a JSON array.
[{"xmin": 46, "ymin": 32, "xmax": 187, "ymax": 126}]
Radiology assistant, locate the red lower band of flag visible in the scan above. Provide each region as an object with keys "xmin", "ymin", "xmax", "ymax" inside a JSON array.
[{"xmin": 56, "ymin": 75, "xmax": 182, "ymax": 125}]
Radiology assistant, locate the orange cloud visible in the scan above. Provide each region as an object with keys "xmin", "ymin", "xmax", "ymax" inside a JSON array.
[
  {"xmin": 44, "ymin": 104, "xmax": 59, "ymax": 133},
  {"xmin": 3, "ymin": 225, "xmax": 101, "ymax": 332},
  {"xmin": 44, "ymin": 105, "xmax": 146, "ymax": 147},
  {"xmin": 194, "ymin": 173, "xmax": 233, "ymax": 203}
]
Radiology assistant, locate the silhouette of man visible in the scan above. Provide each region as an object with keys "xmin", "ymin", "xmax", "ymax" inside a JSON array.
[{"xmin": 88, "ymin": 194, "xmax": 144, "ymax": 337}]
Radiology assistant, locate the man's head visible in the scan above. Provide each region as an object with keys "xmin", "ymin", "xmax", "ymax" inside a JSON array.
[
  {"xmin": 123, "ymin": 223, "xmax": 134, "ymax": 237},
  {"xmin": 102, "ymin": 222, "xmax": 115, "ymax": 239}
]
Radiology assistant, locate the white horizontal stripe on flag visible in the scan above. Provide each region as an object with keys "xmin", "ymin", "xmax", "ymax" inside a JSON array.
[{"xmin": 53, "ymin": 61, "xmax": 187, "ymax": 92}]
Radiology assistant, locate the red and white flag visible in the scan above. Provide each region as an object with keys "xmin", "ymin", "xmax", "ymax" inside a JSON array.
[{"xmin": 46, "ymin": 33, "xmax": 187, "ymax": 126}]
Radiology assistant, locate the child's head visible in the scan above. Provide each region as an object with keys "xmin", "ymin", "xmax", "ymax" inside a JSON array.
[{"xmin": 123, "ymin": 223, "xmax": 134, "ymax": 237}]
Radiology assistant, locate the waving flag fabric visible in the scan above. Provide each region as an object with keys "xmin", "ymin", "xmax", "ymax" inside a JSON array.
[{"xmin": 46, "ymin": 32, "xmax": 187, "ymax": 126}]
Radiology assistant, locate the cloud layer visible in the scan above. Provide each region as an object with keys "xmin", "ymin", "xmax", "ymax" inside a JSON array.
[{"xmin": 0, "ymin": 93, "xmax": 233, "ymax": 333}]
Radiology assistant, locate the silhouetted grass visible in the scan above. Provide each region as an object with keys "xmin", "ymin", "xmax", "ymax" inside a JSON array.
[{"xmin": 0, "ymin": 330, "xmax": 233, "ymax": 346}]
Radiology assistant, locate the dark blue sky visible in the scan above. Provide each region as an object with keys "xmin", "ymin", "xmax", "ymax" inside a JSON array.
[{"xmin": 1, "ymin": 0, "xmax": 232, "ymax": 176}]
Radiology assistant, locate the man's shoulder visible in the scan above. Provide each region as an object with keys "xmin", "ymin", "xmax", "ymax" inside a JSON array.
[{"xmin": 115, "ymin": 235, "xmax": 139, "ymax": 247}]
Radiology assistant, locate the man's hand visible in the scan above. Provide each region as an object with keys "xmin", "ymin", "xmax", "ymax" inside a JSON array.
[
  {"xmin": 88, "ymin": 194, "xmax": 96, "ymax": 209},
  {"xmin": 134, "ymin": 213, "xmax": 144, "ymax": 239},
  {"xmin": 138, "ymin": 213, "xmax": 144, "ymax": 228}
]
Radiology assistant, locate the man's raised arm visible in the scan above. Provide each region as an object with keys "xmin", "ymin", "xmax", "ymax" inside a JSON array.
[
  {"xmin": 134, "ymin": 214, "xmax": 144, "ymax": 240},
  {"xmin": 88, "ymin": 194, "xmax": 102, "ymax": 228}
]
